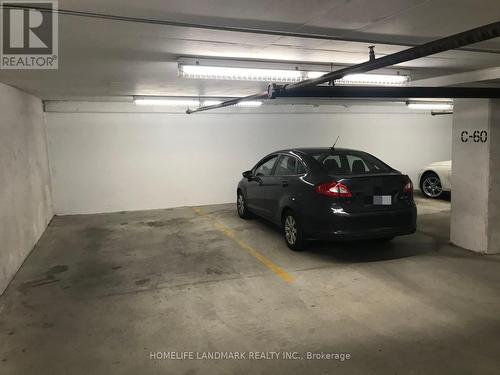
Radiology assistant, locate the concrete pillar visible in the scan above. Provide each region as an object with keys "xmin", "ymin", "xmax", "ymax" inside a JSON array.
[{"xmin": 451, "ymin": 99, "xmax": 500, "ymax": 254}]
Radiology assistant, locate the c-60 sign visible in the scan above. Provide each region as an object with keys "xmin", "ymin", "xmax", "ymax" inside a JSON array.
[{"xmin": 461, "ymin": 130, "xmax": 488, "ymax": 143}]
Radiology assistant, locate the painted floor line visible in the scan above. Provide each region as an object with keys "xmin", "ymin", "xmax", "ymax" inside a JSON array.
[{"xmin": 192, "ymin": 207, "xmax": 295, "ymax": 284}]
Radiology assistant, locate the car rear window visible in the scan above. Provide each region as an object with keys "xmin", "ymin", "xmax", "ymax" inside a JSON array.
[{"xmin": 311, "ymin": 151, "xmax": 393, "ymax": 175}]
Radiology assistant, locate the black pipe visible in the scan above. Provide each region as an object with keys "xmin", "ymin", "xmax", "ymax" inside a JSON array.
[
  {"xmin": 277, "ymin": 21, "xmax": 500, "ymax": 95},
  {"xmin": 431, "ymin": 111, "xmax": 453, "ymax": 116},
  {"xmin": 272, "ymin": 86, "xmax": 500, "ymax": 99}
]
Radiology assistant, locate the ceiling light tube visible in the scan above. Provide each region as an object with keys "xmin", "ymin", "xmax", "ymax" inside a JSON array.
[
  {"xmin": 180, "ymin": 62, "xmax": 409, "ymax": 86},
  {"xmin": 338, "ymin": 73, "xmax": 409, "ymax": 86},
  {"xmin": 201, "ymin": 100, "xmax": 262, "ymax": 108},
  {"xmin": 306, "ymin": 72, "xmax": 409, "ymax": 86},
  {"xmin": 236, "ymin": 101, "xmax": 262, "ymax": 107},
  {"xmin": 201, "ymin": 100, "xmax": 223, "ymax": 106},
  {"xmin": 180, "ymin": 65, "xmax": 303, "ymax": 82},
  {"xmin": 407, "ymin": 101, "xmax": 453, "ymax": 110},
  {"xmin": 133, "ymin": 97, "xmax": 263, "ymax": 109},
  {"xmin": 134, "ymin": 98, "xmax": 200, "ymax": 106}
]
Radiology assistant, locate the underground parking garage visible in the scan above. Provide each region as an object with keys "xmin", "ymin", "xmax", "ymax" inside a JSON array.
[{"xmin": 1, "ymin": 1, "xmax": 500, "ymax": 374}]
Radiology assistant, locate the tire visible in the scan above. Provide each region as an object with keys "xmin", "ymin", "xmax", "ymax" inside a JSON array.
[
  {"xmin": 236, "ymin": 191, "xmax": 251, "ymax": 219},
  {"xmin": 282, "ymin": 210, "xmax": 306, "ymax": 251},
  {"xmin": 420, "ymin": 172, "xmax": 443, "ymax": 199}
]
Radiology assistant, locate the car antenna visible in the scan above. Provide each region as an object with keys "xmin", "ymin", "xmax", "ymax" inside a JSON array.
[{"xmin": 331, "ymin": 136, "xmax": 340, "ymax": 150}]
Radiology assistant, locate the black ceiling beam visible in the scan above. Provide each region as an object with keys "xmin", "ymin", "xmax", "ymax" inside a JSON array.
[
  {"xmin": 275, "ymin": 21, "xmax": 500, "ymax": 95},
  {"xmin": 272, "ymin": 86, "xmax": 500, "ymax": 99},
  {"xmin": 189, "ymin": 21, "xmax": 500, "ymax": 113}
]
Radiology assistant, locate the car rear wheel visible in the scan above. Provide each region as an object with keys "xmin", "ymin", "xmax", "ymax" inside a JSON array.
[
  {"xmin": 237, "ymin": 191, "xmax": 251, "ymax": 219},
  {"xmin": 283, "ymin": 211, "xmax": 306, "ymax": 251},
  {"xmin": 421, "ymin": 172, "xmax": 443, "ymax": 198}
]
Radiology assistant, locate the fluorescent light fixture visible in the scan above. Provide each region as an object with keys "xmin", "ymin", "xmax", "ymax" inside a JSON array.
[
  {"xmin": 134, "ymin": 98, "xmax": 199, "ymax": 106},
  {"xmin": 202, "ymin": 100, "xmax": 262, "ymax": 107},
  {"xmin": 202, "ymin": 100, "xmax": 262, "ymax": 108},
  {"xmin": 236, "ymin": 101, "xmax": 262, "ymax": 107},
  {"xmin": 339, "ymin": 73, "xmax": 408, "ymax": 86},
  {"xmin": 133, "ymin": 97, "xmax": 262, "ymax": 109},
  {"xmin": 306, "ymin": 71, "xmax": 327, "ymax": 79},
  {"xmin": 201, "ymin": 100, "xmax": 223, "ymax": 106},
  {"xmin": 203, "ymin": 100, "xmax": 262, "ymax": 108},
  {"xmin": 180, "ymin": 65, "xmax": 303, "ymax": 82},
  {"xmin": 407, "ymin": 101, "xmax": 453, "ymax": 110},
  {"xmin": 306, "ymin": 72, "xmax": 408, "ymax": 86},
  {"xmin": 179, "ymin": 58, "xmax": 410, "ymax": 86}
]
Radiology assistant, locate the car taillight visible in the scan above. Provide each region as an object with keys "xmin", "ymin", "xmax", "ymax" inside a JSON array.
[
  {"xmin": 315, "ymin": 181, "xmax": 352, "ymax": 198},
  {"xmin": 403, "ymin": 177, "xmax": 413, "ymax": 194}
]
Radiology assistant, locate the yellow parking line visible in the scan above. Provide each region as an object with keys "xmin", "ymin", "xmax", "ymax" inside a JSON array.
[{"xmin": 192, "ymin": 207, "xmax": 294, "ymax": 284}]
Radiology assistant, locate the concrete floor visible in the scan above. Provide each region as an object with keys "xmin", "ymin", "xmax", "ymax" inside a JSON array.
[{"xmin": 1, "ymin": 196, "xmax": 500, "ymax": 374}]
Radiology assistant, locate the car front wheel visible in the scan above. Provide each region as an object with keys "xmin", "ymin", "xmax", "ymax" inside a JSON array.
[
  {"xmin": 283, "ymin": 211, "xmax": 306, "ymax": 251},
  {"xmin": 237, "ymin": 191, "xmax": 251, "ymax": 219},
  {"xmin": 421, "ymin": 172, "xmax": 443, "ymax": 199}
]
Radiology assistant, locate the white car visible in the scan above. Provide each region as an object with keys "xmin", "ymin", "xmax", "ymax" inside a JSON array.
[{"xmin": 418, "ymin": 160, "xmax": 452, "ymax": 198}]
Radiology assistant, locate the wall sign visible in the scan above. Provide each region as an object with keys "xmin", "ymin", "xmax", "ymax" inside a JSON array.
[{"xmin": 461, "ymin": 130, "xmax": 488, "ymax": 143}]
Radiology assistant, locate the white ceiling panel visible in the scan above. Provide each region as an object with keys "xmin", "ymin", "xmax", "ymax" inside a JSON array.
[
  {"xmin": 339, "ymin": 0, "xmax": 500, "ymax": 47},
  {"xmin": 0, "ymin": 0, "xmax": 498, "ymax": 99},
  {"xmin": 305, "ymin": 0, "xmax": 430, "ymax": 30}
]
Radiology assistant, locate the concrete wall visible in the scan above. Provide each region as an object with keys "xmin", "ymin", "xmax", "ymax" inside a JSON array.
[
  {"xmin": 451, "ymin": 99, "xmax": 490, "ymax": 252},
  {"xmin": 487, "ymin": 100, "xmax": 500, "ymax": 253},
  {"xmin": 0, "ymin": 83, "xmax": 53, "ymax": 294},
  {"xmin": 451, "ymin": 99, "xmax": 500, "ymax": 254},
  {"xmin": 46, "ymin": 105, "xmax": 452, "ymax": 215}
]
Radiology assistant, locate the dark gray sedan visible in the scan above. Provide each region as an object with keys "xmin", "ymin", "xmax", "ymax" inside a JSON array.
[{"xmin": 237, "ymin": 147, "xmax": 417, "ymax": 250}]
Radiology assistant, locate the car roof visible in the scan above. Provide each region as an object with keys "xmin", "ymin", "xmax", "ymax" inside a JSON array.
[{"xmin": 276, "ymin": 147, "xmax": 363, "ymax": 155}]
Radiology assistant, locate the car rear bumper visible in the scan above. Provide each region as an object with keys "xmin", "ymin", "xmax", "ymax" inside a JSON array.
[{"xmin": 304, "ymin": 204, "xmax": 417, "ymax": 241}]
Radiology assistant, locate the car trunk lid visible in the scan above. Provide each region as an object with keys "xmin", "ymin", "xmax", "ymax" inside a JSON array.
[{"xmin": 334, "ymin": 173, "xmax": 412, "ymax": 213}]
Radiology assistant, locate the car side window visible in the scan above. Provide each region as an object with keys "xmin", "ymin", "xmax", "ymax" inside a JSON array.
[
  {"xmin": 254, "ymin": 155, "xmax": 278, "ymax": 177},
  {"xmin": 297, "ymin": 160, "xmax": 306, "ymax": 174},
  {"xmin": 274, "ymin": 155, "xmax": 299, "ymax": 176}
]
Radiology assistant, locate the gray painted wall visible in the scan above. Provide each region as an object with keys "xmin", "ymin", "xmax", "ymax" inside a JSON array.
[
  {"xmin": 46, "ymin": 109, "xmax": 451, "ymax": 215},
  {"xmin": 451, "ymin": 99, "xmax": 500, "ymax": 254},
  {"xmin": 0, "ymin": 83, "xmax": 53, "ymax": 294},
  {"xmin": 451, "ymin": 99, "xmax": 490, "ymax": 252},
  {"xmin": 488, "ymin": 100, "xmax": 500, "ymax": 253}
]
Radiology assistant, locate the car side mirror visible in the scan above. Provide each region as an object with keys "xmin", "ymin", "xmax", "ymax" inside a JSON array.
[{"xmin": 242, "ymin": 170, "xmax": 253, "ymax": 180}]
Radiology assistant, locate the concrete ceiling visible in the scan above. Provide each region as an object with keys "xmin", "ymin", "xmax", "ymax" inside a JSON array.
[{"xmin": 0, "ymin": 0, "xmax": 499, "ymax": 99}]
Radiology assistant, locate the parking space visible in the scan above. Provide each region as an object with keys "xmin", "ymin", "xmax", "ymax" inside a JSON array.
[{"xmin": 2, "ymin": 197, "xmax": 500, "ymax": 374}]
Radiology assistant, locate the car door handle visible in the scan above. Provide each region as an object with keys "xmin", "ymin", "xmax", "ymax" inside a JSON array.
[{"xmin": 282, "ymin": 180, "xmax": 289, "ymax": 187}]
